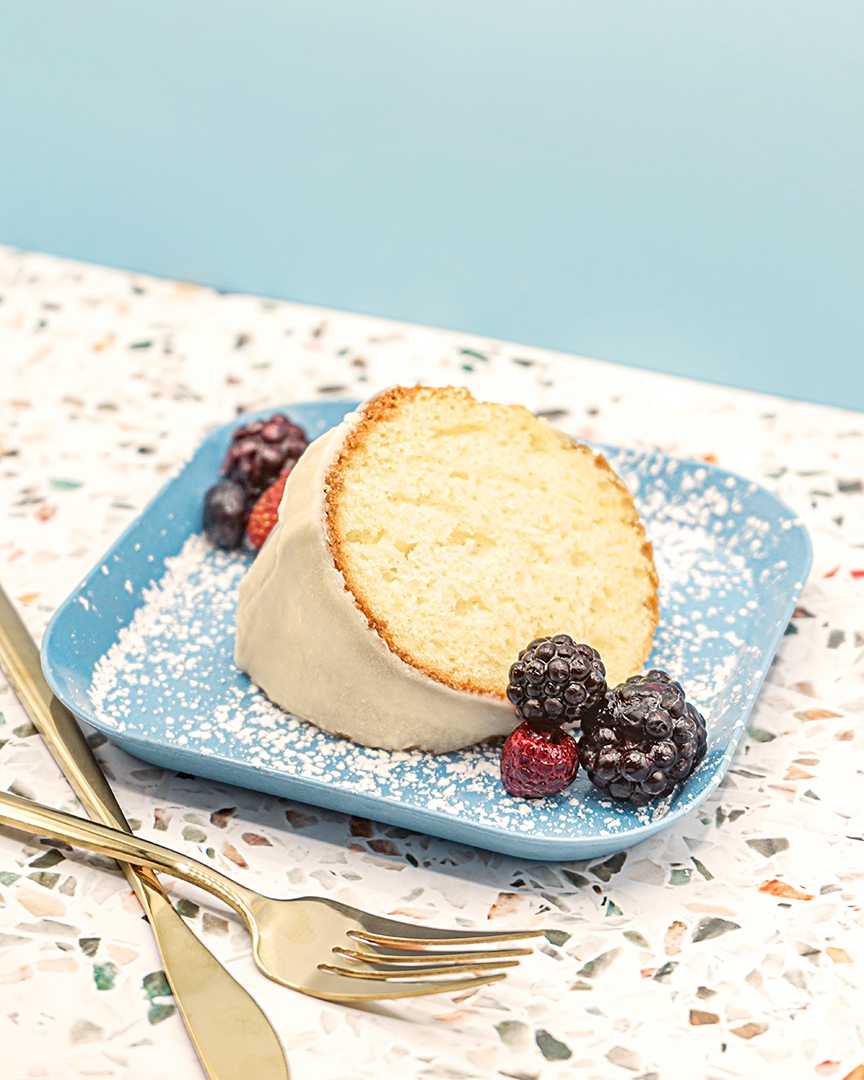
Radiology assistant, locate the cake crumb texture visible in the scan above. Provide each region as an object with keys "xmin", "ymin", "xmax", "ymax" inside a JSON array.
[{"xmin": 327, "ymin": 385, "xmax": 659, "ymax": 693}]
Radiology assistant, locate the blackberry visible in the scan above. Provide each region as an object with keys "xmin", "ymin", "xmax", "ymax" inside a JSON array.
[
  {"xmin": 578, "ymin": 669, "xmax": 707, "ymax": 806},
  {"xmin": 221, "ymin": 414, "xmax": 308, "ymax": 497},
  {"xmin": 507, "ymin": 635, "xmax": 607, "ymax": 732},
  {"xmin": 203, "ymin": 479, "xmax": 249, "ymax": 550}
]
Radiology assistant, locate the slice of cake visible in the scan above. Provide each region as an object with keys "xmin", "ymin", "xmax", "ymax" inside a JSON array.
[{"xmin": 235, "ymin": 385, "xmax": 659, "ymax": 753}]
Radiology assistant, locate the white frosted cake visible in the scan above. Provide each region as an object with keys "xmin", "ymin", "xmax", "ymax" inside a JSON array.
[{"xmin": 235, "ymin": 385, "xmax": 659, "ymax": 752}]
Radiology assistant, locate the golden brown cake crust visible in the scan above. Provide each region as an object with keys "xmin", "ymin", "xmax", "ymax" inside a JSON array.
[
  {"xmin": 589, "ymin": 450, "xmax": 661, "ymax": 632},
  {"xmin": 324, "ymin": 385, "xmax": 660, "ymax": 697}
]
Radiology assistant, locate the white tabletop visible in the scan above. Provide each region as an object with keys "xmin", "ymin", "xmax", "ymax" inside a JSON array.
[{"xmin": 1, "ymin": 246, "xmax": 862, "ymax": 1080}]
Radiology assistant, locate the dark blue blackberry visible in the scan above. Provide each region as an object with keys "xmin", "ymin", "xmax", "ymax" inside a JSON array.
[
  {"xmin": 203, "ymin": 479, "xmax": 249, "ymax": 550},
  {"xmin": 222, "ymin": 414, "xmax": 308, "ymax": 496},
  {"xmin": 507, "ymin": 635, "xmax": 608, "ymax": 732},
  {"xmin": 578, "ymin": 669, "xmax": 707, "ymax": 806}
]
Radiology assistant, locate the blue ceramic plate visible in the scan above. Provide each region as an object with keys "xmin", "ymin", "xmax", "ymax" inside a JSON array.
[{"xmin": 42, "ymin": 400, "xmax": 811, "ymax": 861}]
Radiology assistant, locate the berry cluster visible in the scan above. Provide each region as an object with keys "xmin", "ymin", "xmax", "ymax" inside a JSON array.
[
  {"xmin": 500, "ymin": 638, "xmax": 707, "ymax": 805},
  {"xmin": 203, "ymin": 414, "xmax": 309, "ymax": 550},
  {"xmin": 500, "ymin": 634, "xmax": 604, "ymax": 799}
]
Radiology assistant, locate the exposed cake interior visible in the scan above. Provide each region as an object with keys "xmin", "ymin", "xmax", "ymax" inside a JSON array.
[{"xmin": 326, "ymin": 385, "xmax": 658, "ymax": 693}]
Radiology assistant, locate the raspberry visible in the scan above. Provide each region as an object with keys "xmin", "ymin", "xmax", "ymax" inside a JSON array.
[
  {"xmin": 500, "ymin": 721, "xmax": 579, "ymax": 798},
  {"xmin": 246, "ymin": 468, "xmax": 292, "ymax": 550},
  {"xmin": 202, "ymin": 479, "xmax": 249, "ymax": 550},
  {"xmin": 507, "ymin": 635, "xmax": 607, "ymax": 731},
  {"xmin": 579, "ymin": 669, "xmax": 707, "ymax": 806},
  {"xmin": 221, "ymin": 414, "xmax": 308, "ymax": 497}
]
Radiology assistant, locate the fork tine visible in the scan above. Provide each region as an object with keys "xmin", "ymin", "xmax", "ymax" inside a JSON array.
[
  {"xmin": 307, "ymin": 968, "xmax": 508, "ymax": 1001},
  {"xmin": 334, "ymin": 944, "xmax": 533, "ymax": 965},
  {"xmin": 319, "ymin": 961, "xmax": 517, "ymax": 981},
  {"xmin": 325, "ymin": 897, "xmax": 541, "ymax": 947},
  {"xmin": 348, "ymin": 925, "xmax": 542, "ymax": 948}
]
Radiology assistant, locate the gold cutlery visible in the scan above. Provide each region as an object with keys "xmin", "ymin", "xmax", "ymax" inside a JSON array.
[
  {"xmin": 0, "ymin": 788, "xmax": 539, "ymax": 1001},
  {"xmin": 0, "ymin": 585, "xmax": 290, "ymax": 1080}
]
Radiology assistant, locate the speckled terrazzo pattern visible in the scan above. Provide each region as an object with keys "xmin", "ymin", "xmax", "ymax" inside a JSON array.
[{"xmin": 1, "ymin": 246, "xmax": 863, "ymax": 1080}]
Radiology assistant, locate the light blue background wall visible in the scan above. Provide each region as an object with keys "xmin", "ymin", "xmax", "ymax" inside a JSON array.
[{"xmin": 2, "ymin": 2, "xmax": 863, "ymax": 411}]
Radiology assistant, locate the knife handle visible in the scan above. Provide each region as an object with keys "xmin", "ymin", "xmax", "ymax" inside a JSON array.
[{"xmin": 0, "ymin": 589, "xmax": 131, "ymax": 834}]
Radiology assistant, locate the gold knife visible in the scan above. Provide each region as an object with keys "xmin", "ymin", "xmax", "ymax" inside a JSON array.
[{"xmin": 0, "ymin": 585, "xmax": 289, "ymax": 1080}]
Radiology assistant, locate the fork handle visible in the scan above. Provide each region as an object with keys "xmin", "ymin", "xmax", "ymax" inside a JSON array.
[{"xmin": 0, "ymin": 789, "xmax": 256, "ymax": 920}]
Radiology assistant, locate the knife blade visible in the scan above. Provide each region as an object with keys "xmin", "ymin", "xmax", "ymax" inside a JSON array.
[{"xmin": 0, "ymin": 585, "xmax": 289, "ymax": 1080}]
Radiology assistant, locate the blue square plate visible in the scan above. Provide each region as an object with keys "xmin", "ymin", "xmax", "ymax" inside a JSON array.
[{"xmin": 41, "ymin": 400, "xmax": 811, "ymax": 861}]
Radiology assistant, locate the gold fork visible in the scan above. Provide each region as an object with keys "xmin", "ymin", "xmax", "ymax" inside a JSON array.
[{"xmin": 0, "ymin": 789, "xmax": 540, "ymax": 1001}]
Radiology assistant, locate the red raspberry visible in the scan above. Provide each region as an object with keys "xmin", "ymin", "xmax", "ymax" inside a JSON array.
[
  {"xmin": 246, "ymin": 467, "xmax": 293, "ymax": 550},
  {"xmin": 500, "ymin": 722, "xmax": 579, "ymax": 799}
]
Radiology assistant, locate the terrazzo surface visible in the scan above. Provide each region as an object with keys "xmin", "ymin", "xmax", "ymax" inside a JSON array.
[{"xmin": 1, "ymin": 245, "xmax": 863, "ymax": 1080}]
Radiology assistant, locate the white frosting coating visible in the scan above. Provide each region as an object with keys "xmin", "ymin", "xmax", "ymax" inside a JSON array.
[{"xmin": 234, "ymin": 406, "xmax": 518, "ymax": 753}]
